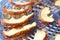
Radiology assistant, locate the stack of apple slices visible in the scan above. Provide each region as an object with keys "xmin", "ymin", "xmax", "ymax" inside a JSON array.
[{"xmin": 1, "ymin": 0, "xmax": 37, "ymax": 40}]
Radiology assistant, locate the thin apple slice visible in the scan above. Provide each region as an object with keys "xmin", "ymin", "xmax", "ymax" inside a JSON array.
[
  {"xmin": 1, "ymin": 13, "xmax": 34, "ymax": 27},
  {"xmin": 55, "ymin": 34, "xmax": 60, "ymax": 40},
  {"xmin": 34, "ymin": 30, "xmax": 47, "ymax": 40},
  {"xmin": 2, "ymin": 6, "xmax": 32, "ymax": 15},
  {"xmin": 39, "ymin": 7, "xmax": 54, "ymax": 22},
  {"xmin": 8, "ymin": 0, "xmax": 35, "ymax": 6},
  {"xmin": 3, "ymin": 22, "xmax": 36, "ymax": 38}
]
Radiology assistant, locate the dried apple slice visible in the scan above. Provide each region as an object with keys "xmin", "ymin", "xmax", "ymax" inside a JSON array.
[
  {"xmin": 54, "ymin": 34, "xmax": 60, "ymax": 40},
  {"xmin": 34, "ymin": 30, "xmax": 47, "ymax": 40},
  {"xmin": 3, "ymin": 22, "xmax": 36, "ymax": 38},
  {"xmin": 39, "ymin": 7, "xmax": 54, "ymax": 22},
  {"xmin": 54, "ymin": 0, "xmax": 60, "ymax": 7},
  {"xmin": 2, "ymin": 6, "xmax": 32, "ymax": 15},
  {"xmin": 1, "ymin": 13, "xmax": 34, "ymax": 27},
  {"xmin": 8, "ymin": 0, "xmax": 35, "ymax": 6}
]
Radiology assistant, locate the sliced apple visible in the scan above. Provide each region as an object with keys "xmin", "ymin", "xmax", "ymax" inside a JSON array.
[
  {"xmin": 55, "ymin": 34, "xmax": 60, "ymax": 40},
  {"xmin": 2, "ymin": 6, "xmax": 32, "ymax": 15},
  {"xmin": 3, "ymin": 22, "xmax": 36, "ymax": 38},
  {"xmin": 39, "ymin": 7, "xmax": 54, "ymax": 22},
  {"xmin": 8, "ymin": 0, "xmax": 35, "ymax": 6},
  {"xmin": 34, "ymin": 30, "xmax": 47, "ymax": 40},
  {"xmin": 1, "ymin": 13, "xmax": 34, "ymax": 27},
  {"xmin": 54, "ymin": 0, "xmax": 60, "ymax": 7}
]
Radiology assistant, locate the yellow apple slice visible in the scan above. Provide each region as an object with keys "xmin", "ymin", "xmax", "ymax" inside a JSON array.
[
  {"xmin": 34, "ymin": 30, "xmax": 47, "ymax": 40},
  {"xmin": 54, "ymin": 0, "xmax": 60, "ymax": 7},
  {"xmin": 55, "ymin": 34, "xmax": 60, "ymax": 40},
  {"xmin": 39, "ymin": 7, "xmax": 54, "ymax": 22}
]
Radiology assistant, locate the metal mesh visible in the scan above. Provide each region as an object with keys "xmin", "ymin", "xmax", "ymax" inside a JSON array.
[{"xmin": 0, "ymin": 0, "xmax": 60, "ymax": 40}]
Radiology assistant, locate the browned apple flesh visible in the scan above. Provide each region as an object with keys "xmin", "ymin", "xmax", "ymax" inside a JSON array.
[
  {"xmin": 8, "ymin": 0, "xmax": 35, "ymax": 6},
  {"xmin": 2, "ymin": 6, "xmax": 32, "ymax": 15},
  {"xmin": 1, "ymin": 13, "xmax": 34, "ymax": 27},
  {"xmin": 3, "ymin": 22, "xmax": 36, "ymax": 38}
]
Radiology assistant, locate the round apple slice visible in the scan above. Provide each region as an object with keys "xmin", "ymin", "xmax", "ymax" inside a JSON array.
[
  {"xmin": 8, "ymin": 0, "xmax": 35, "ymax": 7},
  {"xmin": 2, "ymin": 6, "xmax": 32, "ymax": 15},
  {"xmin": 39, "ymin": 7, "xmax": 54, "ymax": 22}
]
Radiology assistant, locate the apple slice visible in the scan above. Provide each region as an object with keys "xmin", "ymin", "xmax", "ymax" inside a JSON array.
[
  {"xmin": 39, "ymin": 7, "xmax": 54, "ymax": 22},
  {"xmin": 1, "ymin": 13, "xmax": 34, "ymax": 27},
  {"xmin": 8, "ymin": 0, "xmax": 35, "ymax": 6},
  {"xmin": 34, "ymin": 30, "xmax": 47, "ymax": 40},
  {"xmin": 3, "ymin": 22, "xmax": 36, "ymax": 38},
  {"xmin": 2, "ymin": 6, "xmax": 32, "ymax": 15},
  {"xmin": 55, "ymin": 34, "xmax": 60, "ymax": 40},
  {"xmin": 54, "ymin": 0, "xmax": 60, "ymax": 7}
]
